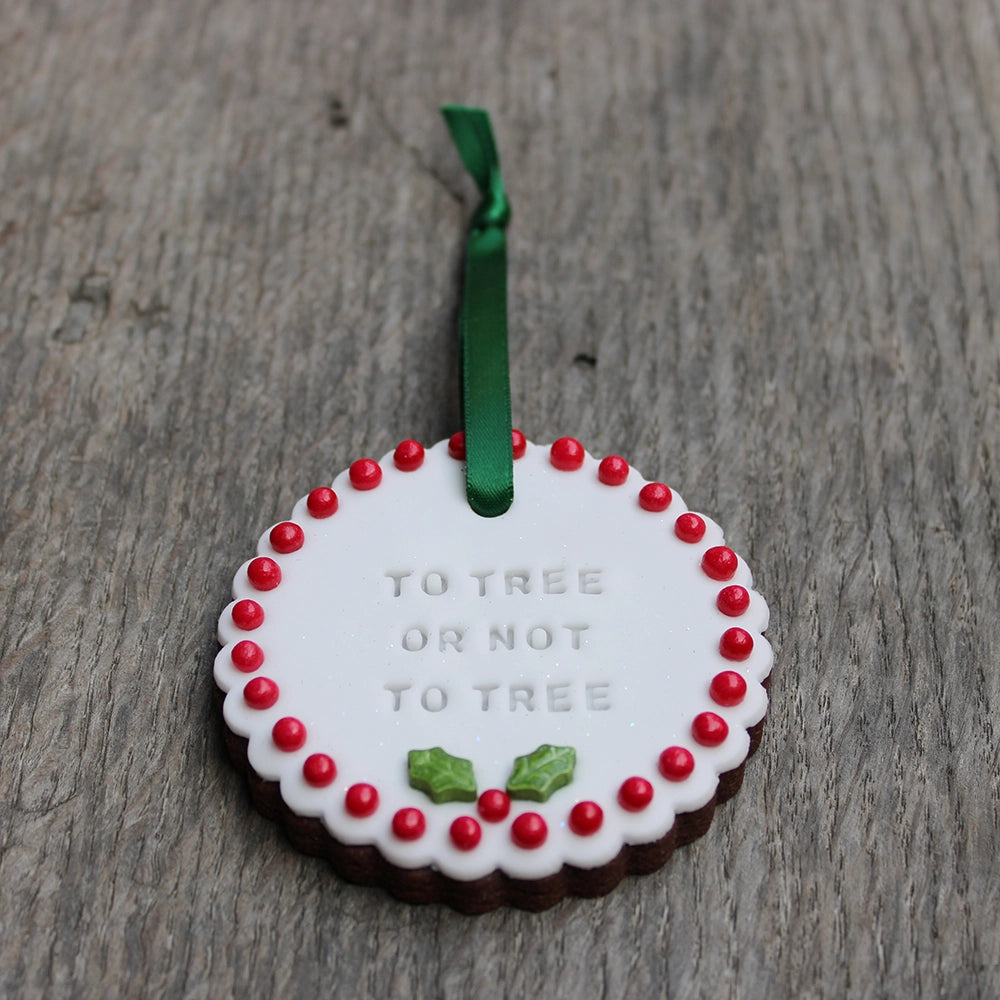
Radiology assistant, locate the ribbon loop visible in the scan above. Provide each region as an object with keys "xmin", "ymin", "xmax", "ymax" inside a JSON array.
[
  {"xmin": 473, "ymin": 178, "xmax": 511, "ymax": 231},
  {"xmin": 441, "ymin": 105, "xmax": 514, "ymax": 518}
]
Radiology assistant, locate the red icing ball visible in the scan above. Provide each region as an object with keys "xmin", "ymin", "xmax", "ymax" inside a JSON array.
[
  {"xmin": 550, "ymin": 437, "xmax": 585, "ymax": 471},
  {"xmin": 232, "ymin": 599, "xmax": 264, "ymax": 630},
  {"xmin": 710, "ymin": 670, "xmax": 748, "ymax": 706},
  {"xmin": 272, "ymin": 716, "xmax": 307, "ymax": 752},
  {"xmin": 231, "ymin": 639, "xmax": 264, "ymax": 673},
  {"xmin": 658, "ymin": 746, "xmax": 695, "ymax": 781},
  {"xmin": 247, "ymin": 556, "xmax": 281, "ymax": 591},
  {"xmin": 448, "ymin": 431, "xmax": 466, "ymax": 460},
  {"xmin": 450, "ymin": 430, "xmax": 525, "ymax": 461},
  {"xmin": 306, "ymin": 487, "xmax": 338, "ymax": 518},
  {"xmin": 450, "ymin": 816, "xmax": 483, "ymax": 851},
  {"xmin": 477, "ymin": 789, "xmax": 511, "ymax": 823},
  {"xmin": 349, "ymin": 458, "xmax": 382, "ymax": 491},
  {"xmin": 303, "ymin": 753, "xmax": 337, "ymax": 787},
  {"xmin": 618, "ymin": 776, "xmax": 654, "ymax": 812},
  {"xmin": 393, "ymin": 439, "xmax": 425, "ymax": 471},
  {"xmin": 702, "ymin": 546, "xmax": 738, "ymax": 581},
  {"xmin": 674, "ymin": 512, "xmax": 706, "ymax": 543},
  {"xmin": 345, "ymin": 783, "xmax": 379, "ymax": 818},
  {"xmin": 392, "ymin": 807, "xmax": 426, "ymax": 841},
  {"xmin": 511, "ymin": 812, "xmax": 547, "ymax": 849},
  {"xmin": 692, "ymin": 711, "xmax": 729, "ymax": 746},
  {"xmin": 639, "ymin": 482, "xmax": 672, "ymax": 511},
  {"xmin": 269, "ymin": 521, "xmax": 304, "ymax": 554},
  {"xmin": 569, "ymin": 801, "xmax": 604, "ymax": 836},
  {"xmin": 720, "ymin": 627, "xmax": 754, "ymax": 661},
  {"xmin": 243, "ymin": 676, "xmax": 279, "ymax": 710},
  {"xmin": 598, "ymin": 455, "xmax": 629, "ymax": 485},
  {"xmin": 717, "ymin": 585, "xmax": 751, "ymax": 617}
]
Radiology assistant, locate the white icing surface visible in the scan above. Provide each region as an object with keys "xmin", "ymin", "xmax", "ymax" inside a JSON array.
[{"xmin": 215, "ymin": 439, "xmax": 772, "ymax": 881}]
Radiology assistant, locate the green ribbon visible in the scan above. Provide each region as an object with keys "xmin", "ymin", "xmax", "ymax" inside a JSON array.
[{"xmin": 441, "ymin": 105, "xmax": 513, "ymax": 518}]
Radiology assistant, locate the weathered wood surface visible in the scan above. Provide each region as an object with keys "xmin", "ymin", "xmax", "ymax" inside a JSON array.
[{"xmin": 1, "ymin": 0, "xmax": 998, "ymax": 996}]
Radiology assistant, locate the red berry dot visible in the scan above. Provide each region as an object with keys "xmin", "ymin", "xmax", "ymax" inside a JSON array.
[
  {"xmin": 720, "ymin": 626, "xmax": 754, "ymax": 661},
  {"xmin": 549, "ymin": 438, "xmax": 584, "ymax": 472},
  {"xmin": 618, "ymin": 777, "xmax": 654, "ymax": 812},
  {"xmin": 569, "ymin": 801, "xmax": 604, "ymax": 836},
  {"xmin": 345, "ymin": 783, "xmax": 379, "ymax": 818},
  {"xmin": 692, "ymin": 711, "xmax": 729, "ymax": 746},
  {"xmin": 231, "ymin": 599, "xmax": 264, "ymax": 630},
  {"xmin": 659, "ymin": 746, "xmax": 695, "ymax": 781},
  {"xmin": 306, "ymin": 487, "xmax": 338, "ymax": 518},
  {"xmin": 710, "ymin": 670, "xmax": 748, "ymax": 706},
  {"xmin": 247, "ymin": 556, "xmax": 281, "ymax": 591},
  {"xmin": 550, "ymin": 437, "xmax": 585, "ymax": 471},
  {"xmin": 231, "ymin": 639, "xmax": 264, "ymax": 673},
  {"xmin": 269, "ymin": 521, "xmax": 304, "ymax": 554},
  {"xmin": 598, "ymin": 455, "xmax": 629, "ymax": 485},
  {"xmin": 393, "ymin": 439, "xmax": 425, "ymax": 471},
  {"xmin": 450, "ymin": 816, "xmax": 483, "ymax": 851},
  {"xmin": 303, "ymin": 753, "xmax": 337, "ymax": 787},
  {"xmin": 349, "ymin": 458, "xmax": 382, "ymax": 491},
  {"xmin": 272, "ymin": 716, "xmax": 307, "ymax": 752},
  {"xmin": 639, "ymin": 482, "xmax": 673, "ymax": 512},
  {"xmin": 717, "ymin": 585, "xmax": 750, "ymax": 616},
  {"xmin": 448, "ymin": 431, "xmax": 466, "ymax": 460},
  {"xmin": 511, "ymin": 428, "xmax": 527, "ymax": 459},
  {"xmin": 702, "ymin": 546, "xmax": 739, "ymax": 581},
  {"xmin": 511, "ymin": 812, "xmax": 548, "ymax": 849},
  {"xmin": 243, "ymin": 676, "xmax": 279, "ymax": 710},
  {"xmin": 718, "ymin": 625, "xmax": 755, "ymax": 662},
  {"xmin": 674, "ymin": 512, "xmax": 707, "ymax": 543},
  {"xmin": 392, "ymin": 807, "xmax": 426, "ymax": 841},
  {"xmin": 477, "ymin": 789, "xmax": 511, "ymax": 823}
]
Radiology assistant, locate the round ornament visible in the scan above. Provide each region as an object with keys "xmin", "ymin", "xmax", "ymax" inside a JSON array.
[{"xmin": 215, "ymin": 436, "xmax": 772, "ymax": 912}]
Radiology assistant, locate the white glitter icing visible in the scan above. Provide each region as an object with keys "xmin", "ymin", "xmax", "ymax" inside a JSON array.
[{"xmin": 215, "ymin": 439, "xmax": 772, "ymax": 881}]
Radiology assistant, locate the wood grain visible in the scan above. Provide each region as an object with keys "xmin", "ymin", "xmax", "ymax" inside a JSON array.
[{"xmin": 1, "ymin": 0, "xmax": 998, "ymax": 996}]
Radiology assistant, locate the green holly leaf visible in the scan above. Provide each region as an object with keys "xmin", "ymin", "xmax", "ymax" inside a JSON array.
[
  {"xmin": 407, "ymin": 747, "xmax": 477, "ymax": 804},
  {"xmin": 506, "ymin": 744, "xmax": 576, "ymax": 802}
]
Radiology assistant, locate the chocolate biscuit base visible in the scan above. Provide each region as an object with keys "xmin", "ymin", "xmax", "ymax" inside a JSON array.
[{"xmin": 215, "ymin": 681, "xmax": 768, "ymax": 914}]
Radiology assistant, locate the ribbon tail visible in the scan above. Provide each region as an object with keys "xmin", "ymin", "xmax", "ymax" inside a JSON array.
[
  {"xmin": 442, "ymin": 105, "xmax": 514, "ymax": 517},
  {"xmin": 462, "ymin": 224, "xmax": 513, "ymax": 517}
]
